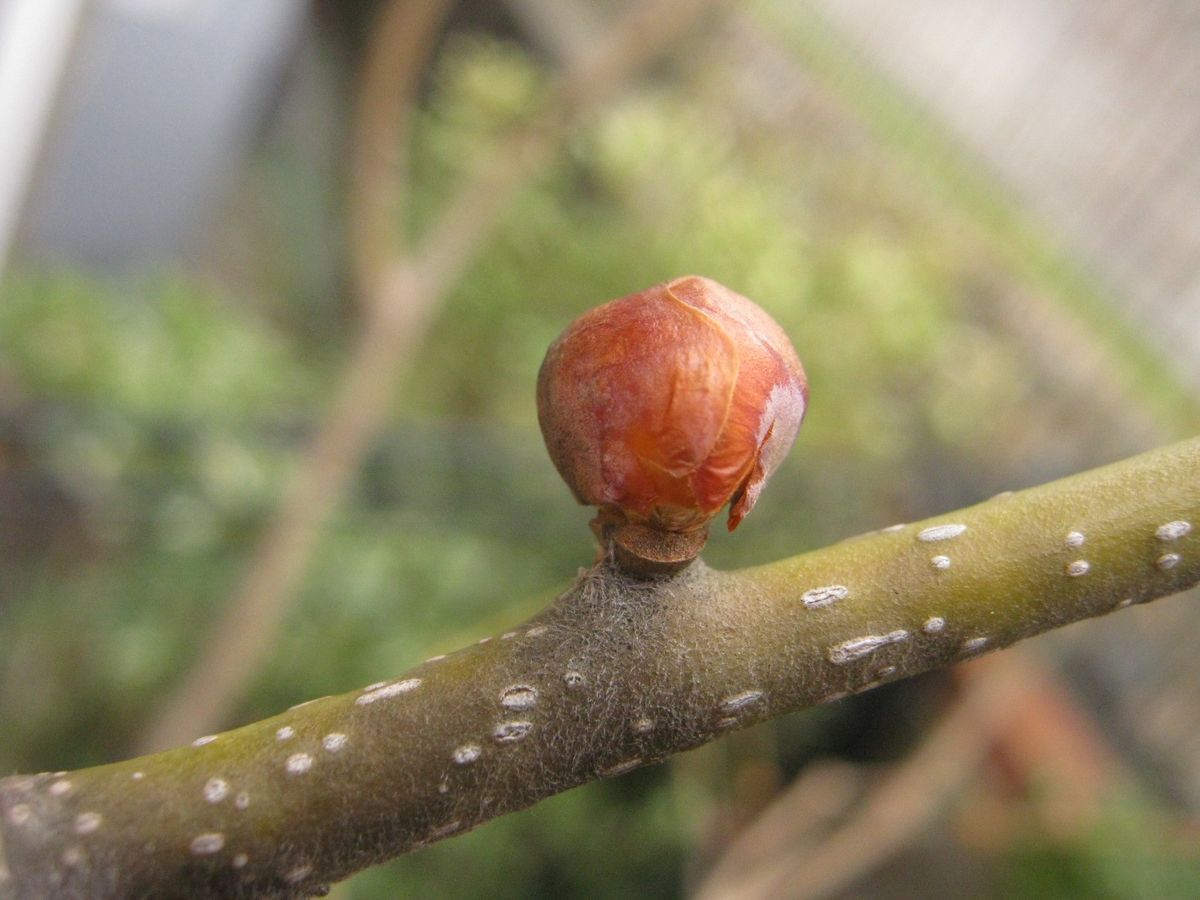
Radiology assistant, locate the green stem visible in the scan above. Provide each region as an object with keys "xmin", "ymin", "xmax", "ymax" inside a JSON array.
[{"xmin": 2, "ymin": 438, "xmax": 1198, "ymax": 898}]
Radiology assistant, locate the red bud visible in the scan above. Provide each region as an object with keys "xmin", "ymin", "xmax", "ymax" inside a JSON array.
[{"xmin": 537, "ymin": 276, "xmax": 807, "ymax": 569}]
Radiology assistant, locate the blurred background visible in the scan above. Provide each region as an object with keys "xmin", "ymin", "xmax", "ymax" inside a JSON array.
[{"xmin": 2, "ymin": 0, "xmax": 1200, "ymax": 896}]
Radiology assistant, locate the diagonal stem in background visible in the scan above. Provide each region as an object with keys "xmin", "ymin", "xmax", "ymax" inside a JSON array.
[
  {"xmin": 348, "ymin": 0, "xmax": 457, "ymax": 295},
  {"xmin": 691, "ymin": 660, "xmax": 1026, "ymax": 900},
  {"xmin": 136, "ymin": 0, "xmax": 455, "ymax": 755},
  {"xmin": 4, "ymin": 437, "xmax": 1197, "ymax": 897},
  {"xmin": 690, "ymin": 649, "xmax": 1109, "ymax": 900},
  {"xmin": 138, "ymin": 0, "xmax": 724, "ymax": 754}
]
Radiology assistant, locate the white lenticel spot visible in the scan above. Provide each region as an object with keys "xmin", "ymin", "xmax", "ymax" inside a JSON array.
[
  {"xmin": 922, "ymin": 616, "xmax": 946, "ymax": 634},
  {"xmin": 1156, "ymin": 521, "xmax": 1192, "ymax": 542},
  {"xmin": 6, "ymin": 804, "xmax": 31, "ymax": 826},
  {"xmin": 1116, "ymin": 597, "xmax": 1134, "ymax": 609},
  {"xmin": 284, "ymin": 864, "xmax": 313, "ymax": 884},
  {"xmin": 425, "ymin": 654, "xmax": 447, "ymax": 663},
  {"xmin": 203, "ymin": 778, "xmax": 229, "ymax": 804},
  {"xmin": 492, "ymin": 721, "xmax": 533, "ymax": 744},
  {"xmin": 232, "ymin": 853, "xmax": 249, "ymax": 869},
  {"xmin": 48, "ymin": 780, "xmax": 72, "ymax": 797},
  {"xmin": 477, "ymin": 637, "xmax": 492, "ymax": 645},
  {"xmin": 131, "ymin": 771, "xmax": 145, "ymax": 781},
  {"xmin": 61, "ymin": 847, "xmax": 85, "ymax": 867},
  {"xmin": 600, "ymin": 758, "xmax": 642, "ymax": 778},
  {"xmin": 356, "ymin": 678, "xmax": 422, "ymax": 706},
  {"xmin": 829, "ymin": 630, "xmax": 910, "ymax": 665},
  {"xmin": 931, "ymin": 555, "xmax": 952, "ymax": 570},
  {"xmin": 453, "ymin": 744, "xmax": 482, "ymax": 765},
  {"xmin": 632, "ymin": 717, "xmax": 655, "ymax": 735},
  {"xmin": 190, "ymin": 833, "xmax": 225, "ymax": 856},
  {"xmin": 430, "ymin": 820, "xmax": 463, "ymax": 839},
  {"xmin": 563, "ymin": 670, "xmax": 586, "ymax": 689},
  {"xmin": 882, "ymin": 523, "xmax": 907, "ymax": 533},
  {"xmin": 500, "ymin": 685, "xmax": 538, "ymax": 711},
  {"xmin": 285, "ymin": 753, "xmax": 313, "ymax": 776},
  {"xmin": 235, "ymin": 792, "xmax": 250, "ymax": 810},
  {"xmin": 525, "ymin": 625, "xmax": 549, "ymax": 638},
  {"xmin": 192, "ymin": 735, "xmax": 218, "ymax": 747},
  {"xmin": 322, "ymin": 733, "xmax": 348, "ymax": 753},
  {"xmin": 961, "ymin": 637, "xmax": 989, "ymax": 654},
  {"xmin": 1157, "ymin": 553, "xmax": 1181, "ymax": 571},
  {"xmin": 1065, "ymin": 531, "xmax": 1086, "ymax": 548},
  {"xmin": 715, "ymin": 716, "xmax": 740, "ymax": 730},
  {"xmin": 74, "ymin": 812, "xmax": 102, "ymax": 835},
  {"xmin": 275, "ymin": 726, "xmax": 295, "ymax": 741},
  {"xmin": 501, "ymin": 631, "xmax": 518, "ymax": 640},
  {"xmin": 363, "ymin": 681, "xmax": 388, "ymax": 692},
  {"xmin": 876, "ymin": 666, "xmax": 898, "ymax": 678},
  {"xmin": 802, "ymin": 585, "xmax": 849, "ymax": 609},
  {"xmin": 1066, "ymin": 560, "xmax": 1091, "ymax": 577},
  {"xmin": 917, "ymin": 523, "xmax": 968, "ymax": 542},
  {"xmin": 720, "ymin": 690, "xmax": 765, "ymax": 714}
]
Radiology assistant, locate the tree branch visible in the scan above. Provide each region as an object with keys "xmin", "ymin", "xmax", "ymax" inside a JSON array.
[{"xmin": 3, "ymin": 438, "xmax": 1197, "ymax": 898}]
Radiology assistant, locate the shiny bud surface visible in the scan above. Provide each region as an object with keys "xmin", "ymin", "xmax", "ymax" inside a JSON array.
[{"xmin": 537, "ymin": 276, "xmax": 807, "ymax": 567}]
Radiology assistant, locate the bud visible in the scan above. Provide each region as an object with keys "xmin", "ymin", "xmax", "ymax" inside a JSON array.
[{"xmin": 537, "ymin": 276, "xmax": 807, "ymax": 573}]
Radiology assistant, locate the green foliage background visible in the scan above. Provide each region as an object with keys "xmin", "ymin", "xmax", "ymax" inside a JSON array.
[{"xmin": 2, "ymin": 10, "xmax": 1197, "ymax": 897}]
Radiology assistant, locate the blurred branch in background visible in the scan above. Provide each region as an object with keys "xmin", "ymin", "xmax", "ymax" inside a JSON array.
[
  {"xmin": 348, "ymin": 0, "xmax": 455, "ymax": 295},
  {"xmin": 410, "ymin": 0, "xmax": 723, "ymax": 291},
  {"xmin": 694, "ymin": 657, "xmax": 1028, "ymax": 900},
  {"xmin": 139, "ymin": 0, "xmax": 725, "ymax": 754},
  {"xmin": 693, "ymin": 649, "xmax": 1124, "ymax": 900},
  {"xmin": 137, "ymin": 0, "xmax": 454, "ymax": 755}
]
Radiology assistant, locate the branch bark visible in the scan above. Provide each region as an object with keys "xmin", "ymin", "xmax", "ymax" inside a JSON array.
[{"xmin": 2, "ymin": 437, "xmax": 1197, "ymax": 897}]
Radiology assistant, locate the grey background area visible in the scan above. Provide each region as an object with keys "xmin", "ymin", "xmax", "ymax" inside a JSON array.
[{"xmin": 20, "ymin": 0, "xmax": 304, "ymax": 269}]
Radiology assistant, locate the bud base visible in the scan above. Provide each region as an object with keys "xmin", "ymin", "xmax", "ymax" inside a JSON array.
[{"xmin": 591, "ymin": 514, "xmax": 708, "ymax": 578}]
